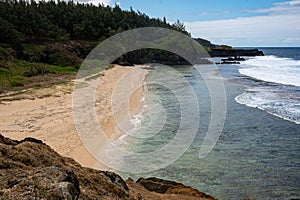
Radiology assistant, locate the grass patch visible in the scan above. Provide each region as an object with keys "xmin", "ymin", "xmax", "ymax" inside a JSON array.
[
  {"xmin": 0, "ymin": 67, "xmax": 10, "ymax": 75},
  {"xmin": 10, "ymin": 80, "xmax": 24, "ymax": 87},
  {"xmin": 50, "ymin": 65, "xmax": 78, "ymax": 73},
  {"xmin": 0, "ymin": 59, "xmax": 78, "ymax": 90}
]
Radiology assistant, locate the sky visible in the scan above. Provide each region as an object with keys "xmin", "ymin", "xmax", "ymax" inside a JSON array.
[{"xmin": 80, "ymin": 0, "xmax": 300, "ymax": 47}]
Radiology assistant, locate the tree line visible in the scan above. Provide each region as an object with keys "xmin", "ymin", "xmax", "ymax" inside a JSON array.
[
  {"xmin": 0, "ymin": 0, "xmax": 196, "ymax": 90},
  {"xmin": 0, "ymin": 0, "xmax": 190, "ymax": 44}
]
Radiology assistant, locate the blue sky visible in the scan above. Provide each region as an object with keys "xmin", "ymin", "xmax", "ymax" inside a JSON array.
[
  {"xmin": 84, "ymin": 0, "xmax": 300, "ymax": 47},
  {"xmin": 111, "ymin": 0, "xmax": 284, "ymax": 21}
]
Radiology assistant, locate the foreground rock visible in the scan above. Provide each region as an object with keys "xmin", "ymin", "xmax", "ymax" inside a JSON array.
[
  {"xmin": 0, "ymin": 135, "xmax": 217, "ymax": 200},
  {"xmin": 135, "ymin": 178, "xmax": 216, "ymax": 199}
]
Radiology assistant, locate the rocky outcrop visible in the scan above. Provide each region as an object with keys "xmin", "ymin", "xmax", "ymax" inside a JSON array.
[
  {"xmin": 209, "ymin": 48, "xmax": 264, "ymax": 57},
  {"xmin": 221, "ymin": 56, "xmax": 245, "ymax": 62},
  {"xmin": 136, "ymin": 177, "xmax": 216, "ymax": 199},
  {"xmin": 0, "ymin": 134, "xmax": 216, "ymax": 200},
  {"xmin": 0, "ymin": 134, "xmax": 130, "ymax": 199},
  {"xmin": 194, "ymin": 38, "xmax": 217, "ymax": 49}
]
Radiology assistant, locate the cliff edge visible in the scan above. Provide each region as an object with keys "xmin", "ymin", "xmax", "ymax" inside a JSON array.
[{"xmin": 0, "ymin": 134, "xmax": 217, "ymax": 200}]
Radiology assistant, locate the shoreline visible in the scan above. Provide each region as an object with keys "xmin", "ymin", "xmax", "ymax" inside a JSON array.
[
  {"xmin": 97, "ymin": 65, "xmax": 148, "ymax": 141},
  {"xmin": 0, "ymin": 65, "xmax": 148, "ymax": 170}
]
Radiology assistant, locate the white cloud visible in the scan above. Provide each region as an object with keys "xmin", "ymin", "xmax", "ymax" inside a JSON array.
[
  {"xmin": 185, "ymin": 14, "xmax": 300, "ymax": 46},
  {"xmin": 274, "ymin": 0, "xmax": 300, "ymax": 6},
  {"xmin": 249, "ymin": 0, "xmax": 300, "ymax": 14},
  {"xmin": 42, "ymin": 0, "xmax": 114, "ymax": 5},
  {"xmin": 76, "ymin": 0, "xmax": 113, "ymax": 6},
  {"xmin": 283, "ymin": 37, "xmax": 300, "ymax": 43},
  {"xmin": 185, "ymin": 1, "xmax": 300, "ymax": 46}
]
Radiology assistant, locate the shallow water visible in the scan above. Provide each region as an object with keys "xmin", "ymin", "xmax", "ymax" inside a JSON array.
[{"xmin": 115, "ymin": 49, "xmax": 300, "ymax": 199}]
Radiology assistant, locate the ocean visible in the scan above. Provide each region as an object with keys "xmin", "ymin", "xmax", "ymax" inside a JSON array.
[
  {"xmin": 113, "ymin": 47, "xmax": 300, "ymax": 199},
  {"xmin": 236, "ymin": 47, "xmax": 300, "ymax": 124}
]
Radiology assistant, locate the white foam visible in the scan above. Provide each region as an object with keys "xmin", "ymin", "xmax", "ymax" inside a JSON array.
[
  {"xmin": 104, "ymin": 80, "xmax": 149, "ymax": 158},
  {"xmin": 130, "ymin": 86, "xmax": 148, "ymax": 129},
  {"xmin": 239, "ymin": 56, "xmax": 300, "ymax": 87},
  {"xmin": 235, "ymin": 88, "xmax": 300, "ymax": 124}
]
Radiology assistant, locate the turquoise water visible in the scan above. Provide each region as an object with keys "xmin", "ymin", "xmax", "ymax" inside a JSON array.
[{"xmin": 117, "ymin": 48, "xmax": 300, "ymax": 199}]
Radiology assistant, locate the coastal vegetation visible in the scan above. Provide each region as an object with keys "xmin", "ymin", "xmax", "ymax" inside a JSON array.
[
  {"xmin": 0, "ymin": 0, "xmax": 262, "ymax": 91},
  {"xmin": 0, "ymin": 0, "xmax": 191, "ymax": 90}
]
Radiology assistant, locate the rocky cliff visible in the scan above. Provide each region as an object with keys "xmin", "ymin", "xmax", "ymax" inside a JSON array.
[{"xmin": 0, "ymin": 134, "xmax": 217, "ymax": 200}]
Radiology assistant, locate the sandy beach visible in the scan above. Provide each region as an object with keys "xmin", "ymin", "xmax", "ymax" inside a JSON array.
[{"xmin": 0, "ymin": 65, "xmax": 148, "ymax": 170}]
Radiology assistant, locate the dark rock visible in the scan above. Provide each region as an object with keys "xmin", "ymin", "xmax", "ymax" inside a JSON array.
[
  {"xmin": 57, "ymin": 181, "xmax": 79, "ymax": 200},
  {"xmin": 101, "ymin": 171, "xmax": 129, "ymax": 191},
  {"xmin": 217, "ymin": 61, "xmax": 241, "ymax": 65},
  {"xmin": 0, "ymin": 134, "xmax": 19, "ymax": 145},
  {"xmin": 58, "ymin": 169, "xmax": 80, "ymax": 194},
  {"xmin": 0, "ymin": 134, "xmax": 44, "ymax": 146},
  {"xmin": 210, "ymin": 48, "xmax": 264, "ymax": 57},
  {"xmin": 137, "ymin": 177, "xmax": 171, "ymax": 194},
  {"xmin": 221, "ymin": 56, "xmax": 245, "ymax": 62},
  {"xmin": 20, "ymin": 137, "xmax": 45, "ymax": 145},
  {"xmin": 216, "ymin": 56, "xmax": 247, "ymax": 65},
  {"xmin": 136, "ymin": 177, "xmax": 217, "ymax": 199}
]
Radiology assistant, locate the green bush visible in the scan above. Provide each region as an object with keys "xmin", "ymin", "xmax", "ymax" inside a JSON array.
[
  {"xmin": 10, "ymin": 80, "xmax": 24, "ymax": 87},
  {"xmin": 23, "ymin": 64, "xmax": 50, "ymax": 77},
  {"xmin": 0, "ymin": 47, "xmax": 11, "ymax": 60}
]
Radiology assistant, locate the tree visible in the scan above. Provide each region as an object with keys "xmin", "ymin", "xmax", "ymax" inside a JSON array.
[{"xmin": 172, "ymin": 20, "xmax": 188, "ymax": 34}]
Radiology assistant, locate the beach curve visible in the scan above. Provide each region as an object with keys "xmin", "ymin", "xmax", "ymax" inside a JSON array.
[{"xmin": 0, "ymin": 65, "xmax": 148, "ymax": 170}]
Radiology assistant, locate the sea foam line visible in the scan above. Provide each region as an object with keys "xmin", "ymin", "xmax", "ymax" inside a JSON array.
[
  {"xmin": 235, "ymin": 93, "xmax": 300, "ymax": 125},
  {"xmin": 238, "ymin": 55, "xmax": 300, "ymax": 87}
]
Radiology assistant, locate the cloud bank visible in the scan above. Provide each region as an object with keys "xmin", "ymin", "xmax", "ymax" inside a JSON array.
[{"xmin": 185, "ymin": 0, "xmax": 300, "ymax": 46}]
